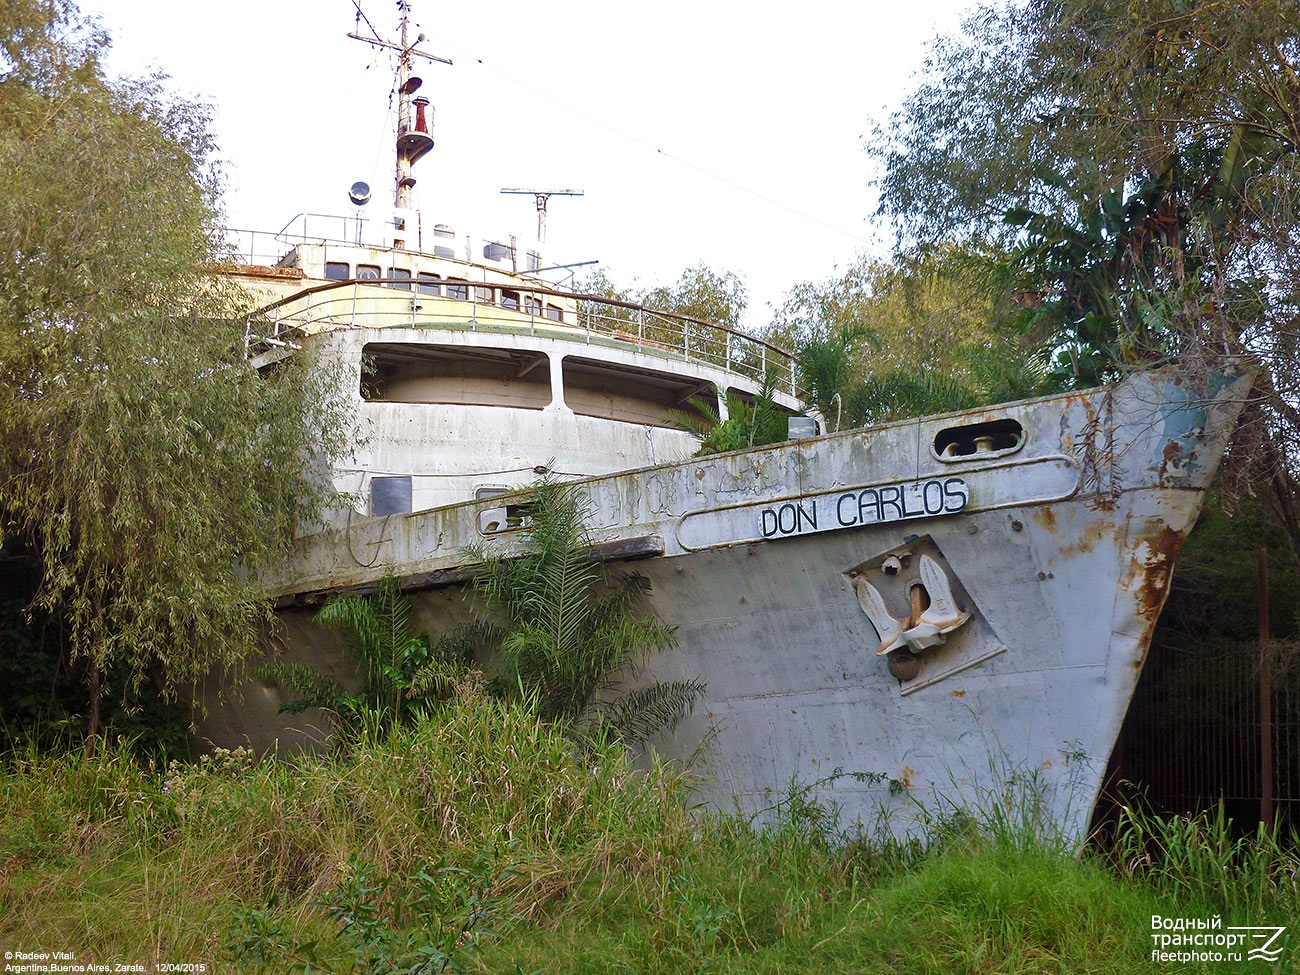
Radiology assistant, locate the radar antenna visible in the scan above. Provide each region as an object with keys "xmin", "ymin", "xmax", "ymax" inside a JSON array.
[
  {"xmin": 501, "ymin": 187, "xmax": 585, "ymax": 243},
  {"xmin": 349, "ymin": 0, "xmax": 451, "ymax": 246}
]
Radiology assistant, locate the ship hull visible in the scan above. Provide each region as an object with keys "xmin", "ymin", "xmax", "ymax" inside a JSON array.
[{"xmin": 205, "ymin": 362, "xmax": 1254, "ymax": 839}]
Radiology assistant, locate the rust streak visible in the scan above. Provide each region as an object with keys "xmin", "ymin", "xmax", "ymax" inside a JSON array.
[
  {"xmin": 1057, "ymin": 519, "xmax": 1111, "ymax": 558},
  {"xmin": 1159, "ymin": 440, "xmax": 1184, "ymax": 481},
  {"xmin": 1124, "ymin": 526, "xmax": 1188, "ymax": 669},
  {"xmin": 1132, "ymin": 528, "xmax": 1185, "ymax": 621}
]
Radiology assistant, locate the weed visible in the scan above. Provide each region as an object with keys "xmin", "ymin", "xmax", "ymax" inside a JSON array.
[
  {"xmin": 227, "ymin": 854, "xmax": 520, "ymax": 973},
  {"xmin": 1112, "ymin": 798, "xmax": 1300, "ymax": 919}
]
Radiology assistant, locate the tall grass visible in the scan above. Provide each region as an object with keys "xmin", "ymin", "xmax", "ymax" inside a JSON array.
[
  {"xmin": 2, "ymin": 703, "xmax": 1297, "ymax": 973},
  {"xmin": 1111, "ymin": 800, "xmax": 1300, "ymax": 920},
  {"xmin": 1, "ymin": 693, "xmax": 691, "ymax": 964}
]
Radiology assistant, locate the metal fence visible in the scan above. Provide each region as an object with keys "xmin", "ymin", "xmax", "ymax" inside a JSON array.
[{"xmin": 1101, "ymin": 637, "xmax": 1300, "ymax": 832}]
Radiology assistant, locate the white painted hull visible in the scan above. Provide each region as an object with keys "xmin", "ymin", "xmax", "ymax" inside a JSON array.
[{"xmin": 210, "ymin": 362, "xmax": 1254, "ymax": 838}]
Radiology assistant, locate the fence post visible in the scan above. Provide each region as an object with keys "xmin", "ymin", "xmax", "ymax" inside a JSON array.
[{"xmin": 1258, "ymin": 546, "xmax": 1274, "ymax": 835}]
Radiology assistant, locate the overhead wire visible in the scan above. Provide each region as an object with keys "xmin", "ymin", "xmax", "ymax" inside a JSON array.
[{"xmin": 407, "ymin": 17, "xmax": 873, "ymax": 250}]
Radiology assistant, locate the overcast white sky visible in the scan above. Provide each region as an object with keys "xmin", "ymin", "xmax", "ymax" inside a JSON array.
[{"xmin": 82, "ymin": 0, "xmax": 973, "ymax": 328}]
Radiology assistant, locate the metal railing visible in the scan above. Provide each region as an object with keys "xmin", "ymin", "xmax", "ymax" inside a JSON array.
[
  {"xmin": 244, "ymin": 277, "xmax": 801, "ymax": 398},
  {"xmin": 221, "ymin": 216, "xmax": 370, "ymax": 266}
]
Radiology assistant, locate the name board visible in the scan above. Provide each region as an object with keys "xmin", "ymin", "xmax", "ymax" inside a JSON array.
[{"xmin": 759, "ymin": 477, "xmax": 969, "ymax": 540}]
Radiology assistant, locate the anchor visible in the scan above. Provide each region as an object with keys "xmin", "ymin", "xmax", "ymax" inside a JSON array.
[{"xmin": 850, "ymin": 554, "xmax": 971, "ymax": 657}]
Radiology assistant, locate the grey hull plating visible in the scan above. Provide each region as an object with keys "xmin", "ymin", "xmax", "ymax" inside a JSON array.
[{"xmin": 205, "ymin": 362, "xmax": 1255, "ymax": 838}]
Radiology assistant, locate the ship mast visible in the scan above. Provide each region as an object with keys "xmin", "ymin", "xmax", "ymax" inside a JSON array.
[
  {"xmin": 348, "ymin": 1, "xmax": 451, "ymax": 247},
  {"xmin": 501, "ymin": 187, "xmax": 585, "ymax": 244}
]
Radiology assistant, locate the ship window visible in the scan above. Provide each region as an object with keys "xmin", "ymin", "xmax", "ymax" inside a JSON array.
[
  {"xmin": 475, "ymin": 286, "xmax": 493, "ymax": 303},
  {"xmin": 501, "ymin": 289, "xmax": 520, "ymax": 310},
  {"xmin": 563, "ymin": 355, "xmax": 717, "ymax": 428},
  {"xmin": 417, "ymin": 272, "xmax": 441, "ymax": 295},
  {"xmin": 388, "ymin": 267, "xmax": 412, "ymax": 290},
  {"xmin": 476, "ymin": 485, "xmax": 530, "ymax": 535},
  {"xmin": 371, "ymin": 475, "xmax": 412, "ymax": 516},
  {"xmin": 325, "ymin": 261, "xmax": 350, "ymax": 281},
  {"xmin": 545, "ymin": 303, "xmax": 563, "ymax": 322},
  {"xmin": 523, "ymin": 295, "xmax": 542, "ymax": 316},
  {"xmin": 356, "ymin": 264, "xmax": 381, "ymax": 281},
  {"xmin": 362, "ymin": 342, "xmax": 551, "ymax": 410},
  {"xmin": 934, "ymin": 418, "xmax": 1024, "ymax": 460},
  {"xmin": 446, "ymin": 279, "xmax": 468, "ymax": 300}
]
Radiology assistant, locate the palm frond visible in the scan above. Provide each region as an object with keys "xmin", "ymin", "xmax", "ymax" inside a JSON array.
[
  {"xmin": 470, "ymin": 474, "xmax": 691, "ymax": 741},
  {"xmin": 664, "ymin": 386, "xmax": 725, "ymax": 439},
  {"xmin": 253, "ymin": 660, "xmax": 346, "ymax": 714},
  {"xmin": 287, "ymin": 572, "xmax": 451, "ymax": 734},
  {"xmin": 664, "ymin": 374, "xmax": 792, "ymax": 455},
  {"xmin": 590, "ymin": 678, "xmax": 707, "ymax": 751},
  {"xmin": 855, "ymin": 370, "xmax": 980, "ymax": 424},
  {"xmin": 407, "ymin": 656, "xmax": 469, "ymax": 700},
  {"xmin": 431, "ymin": 619, "xmax": 502, "ymax": 664}
]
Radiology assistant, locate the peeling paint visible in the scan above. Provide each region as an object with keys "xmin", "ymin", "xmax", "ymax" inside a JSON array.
[{"xmin": 1121, "ymin": 526, "xmax": 1188, "ymax": 671}]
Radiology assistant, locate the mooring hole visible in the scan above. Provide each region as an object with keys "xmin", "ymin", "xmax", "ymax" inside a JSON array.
[{"xmin": 934, "ymin": 418, "xmax": 1024, "ymax": 460}]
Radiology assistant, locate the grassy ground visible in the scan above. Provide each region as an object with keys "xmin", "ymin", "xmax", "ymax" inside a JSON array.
[{"xmin": 1, "ymin": 695, "xmax": 1296, "ymax": 973}]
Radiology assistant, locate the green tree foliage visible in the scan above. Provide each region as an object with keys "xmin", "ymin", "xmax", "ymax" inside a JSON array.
[
  {"xmin": 788, "ymin": 322, "xmax": 875, "ymax": 432},
  {"xmin": 873, "ymin": 0, "xmax": 1300, "ymax": 385},
  {"xmin": 641, "ymin": 264, "xmax": 748, "ymax": 332},
  {"xmin": 470, "ymin": 479, "xmax": 702, "ymax": 750},
  {"xmin": 578, "ymin": 263, "xmax": 752, "ymax": 372},
  {"xmin": 771, "ymin": 250, "xmax": 1057, "ymax": 427},
  {"xmin": 0, "ymin": 0, "xmax": 350, "ymax": 743},
  {"xmin": 579, "ymin": 264, "xmax": 749, "ymax": 333}
]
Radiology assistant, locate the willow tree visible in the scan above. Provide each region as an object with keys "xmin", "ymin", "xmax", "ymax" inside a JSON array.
[{"xmin": 0, "ymin": 0, "xmax": 349, "ymax": 744}]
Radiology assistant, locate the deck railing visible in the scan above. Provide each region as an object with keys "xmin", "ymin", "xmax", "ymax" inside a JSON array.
[{"xmin": 244, "ymin": 277, "xmax": 801, "ymax": 398}]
